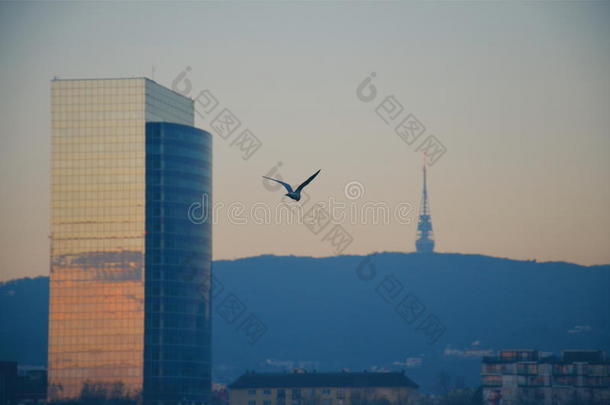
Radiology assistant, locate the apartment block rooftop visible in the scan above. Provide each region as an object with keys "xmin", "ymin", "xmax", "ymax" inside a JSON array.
[
  {"xmin": 229, "ymin": 371, "xmax": 419, "ymax": 389},
  {"xmin": 482, "ymin": 349, "xmax": 608, "ymax": 364}
]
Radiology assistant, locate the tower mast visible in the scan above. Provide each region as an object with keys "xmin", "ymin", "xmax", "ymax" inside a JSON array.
[{"xmin": 416, "ymin": 162, "xmax": 435, "ymax": 253}]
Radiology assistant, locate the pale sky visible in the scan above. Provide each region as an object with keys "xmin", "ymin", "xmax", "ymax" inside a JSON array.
[{"xmin": 0, "ymin": 1, "xmax": 609, "ymax": 281}]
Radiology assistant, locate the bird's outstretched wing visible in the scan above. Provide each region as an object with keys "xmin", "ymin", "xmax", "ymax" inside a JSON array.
[
  {"xmin": 263, "ymin": 176, "xmax": 293, "ymax": 193},
  {"xmin": 296, "ymin": 169, "xmax": 321, "ymax": 192}
]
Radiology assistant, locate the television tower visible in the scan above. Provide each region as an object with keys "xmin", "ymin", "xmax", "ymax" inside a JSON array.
[{"xmin": 415, "ymin": 163, "xmax": 435, "ymax": 253}]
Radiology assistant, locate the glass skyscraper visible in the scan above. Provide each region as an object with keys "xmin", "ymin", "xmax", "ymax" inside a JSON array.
[{"xmin": 49, "ymin": 78, "xmax": 212, "ymax": 405}]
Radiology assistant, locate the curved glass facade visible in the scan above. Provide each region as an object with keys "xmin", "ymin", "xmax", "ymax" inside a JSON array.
[{"xmin": 144, "ymin": 122, "xmax": 212, "ymax": 404}]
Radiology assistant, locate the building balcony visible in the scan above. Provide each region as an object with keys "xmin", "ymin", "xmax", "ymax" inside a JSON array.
[
  {"xmin": 516, "ymin": 364, "xmax": 538, "ymax": 375},
  {"xmin": 518, "ymin": 376, "xmax": 546, "ymax": 387},
  {"xmin": 482, "ymin": 376, "xmax": 502, "ymax": 387}
]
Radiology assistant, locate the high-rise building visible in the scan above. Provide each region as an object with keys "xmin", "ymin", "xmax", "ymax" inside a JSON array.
[
  {"xmin": 0, "ymin": 361, "xmax": 18, "ymax": 405},
  {"xmin": 415, "ymin": 164, "xmax": 434, "ymax": 253},
  {"xmin": 49, "ymin": 78, "xmax": 212, "ymax": 405}
]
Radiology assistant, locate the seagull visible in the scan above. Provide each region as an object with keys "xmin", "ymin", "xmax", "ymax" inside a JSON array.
[{"xmin": 263, "ymin": 169, "xmax": 321, "ymax": 201}]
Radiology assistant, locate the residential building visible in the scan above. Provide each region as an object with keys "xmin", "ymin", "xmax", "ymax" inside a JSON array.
[
  {"xmin": 228, "ymin": 370, "xmax": 419, "ymax": 405},
  {"xmin": 481, "ymin": 349, "xmax": 610, "ymax": 405}
]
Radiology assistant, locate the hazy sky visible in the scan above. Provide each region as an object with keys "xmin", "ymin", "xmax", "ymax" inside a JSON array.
[{"xmin": 0, "ymin": 1, "xmax": 609, "ymax": 281}]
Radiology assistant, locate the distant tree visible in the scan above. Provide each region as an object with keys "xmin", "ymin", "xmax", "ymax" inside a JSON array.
[
  {"xmin": 430, "ymin": 371, "xmax": 479, "ymax": 405},
  {"xmin": 80, "ymin": 381, "xmax": 108, "ymax": 405},
  {"xmin": 49, "ymin": 381, "xmax": 139, "ymax": 405},
  {"xmin": 445, "ymin": 389, "xmax": 478, "ymax": 405}
]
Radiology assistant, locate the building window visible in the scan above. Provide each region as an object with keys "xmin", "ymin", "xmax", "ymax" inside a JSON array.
[
  {"xmin": 336, "ymin": 389, "xmax": 345, "ymax": 399},
  {"xmin": 322, "ymin": 389, "xmax": 331, "ymax": 395},
  {"xmin": 292, "ymin": 389, "xmax": 301, "ymax": 399},
  {"xmin": 483, "ymin": 364, "xmax": 502, "ymax": 374},
  {"xmin": 322, "ymin": 400, "xmax": 332, "ymax": 405},
  {"xmin": 264, "ymin": 401, "xmax": 271, "ymax": 405},
  {"xmin": 249, "ymin": 390, "xmax": 257, "ymax": 396},
  {"xmin": 277, "ymin": 389, "xmax": 286, "ymax": 399},
  {"xmin": 248, "ymin": 401, "xmax": 256, "ymax": 405},
  {"xmin": 263, "ymin": 389, "xmax": 272, "ymax": 396},
  {"xmin": 483, "ymin": 375, "xmax": 502, "ymax": 387},
  {"xmin": 517, "ymin": 363, "xmax": 537, "ymax": 375}
]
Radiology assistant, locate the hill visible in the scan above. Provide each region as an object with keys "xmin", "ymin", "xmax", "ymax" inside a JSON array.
[{"xmin": 1, "ymin": 252, "xmax": 608, "ymax": 392}]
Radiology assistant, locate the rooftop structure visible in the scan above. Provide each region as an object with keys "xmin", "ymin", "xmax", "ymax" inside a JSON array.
[{"xmin": 228, "ymin": 371, "xmax": 418, "ymax": 405}]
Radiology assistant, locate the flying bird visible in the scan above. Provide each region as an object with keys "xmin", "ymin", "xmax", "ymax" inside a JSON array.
[{"xmin": 263, "ymin": 169, "xmax": 321, "ymax": 201}]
